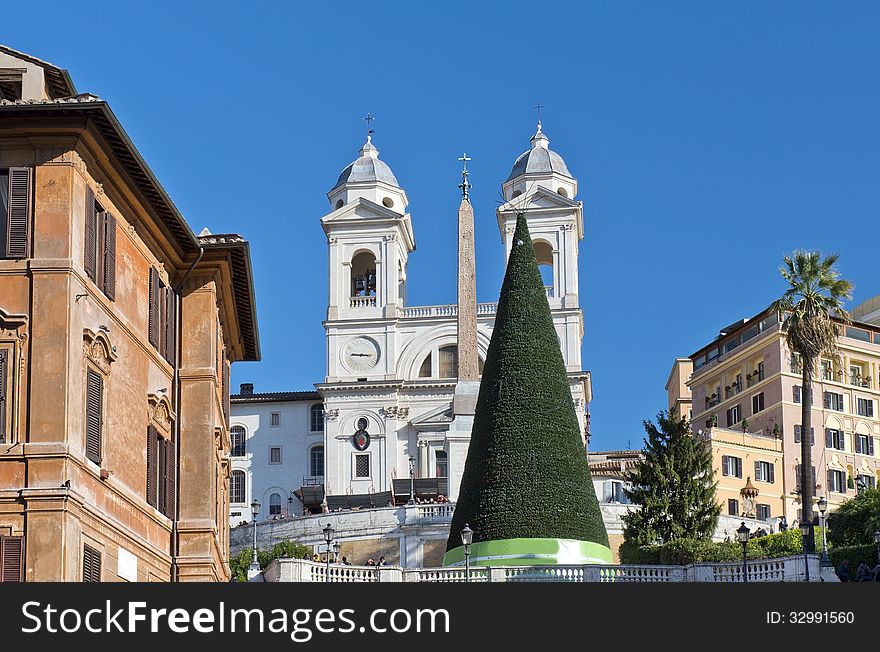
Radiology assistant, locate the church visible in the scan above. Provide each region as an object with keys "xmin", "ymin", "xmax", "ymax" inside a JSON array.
[{"xmin": 230, "ymin": 122, "xmax": 592, "ymax": 523}]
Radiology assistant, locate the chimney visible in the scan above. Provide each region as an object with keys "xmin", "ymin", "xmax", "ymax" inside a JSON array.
[{"xmin": 240, "ymin": 383, "xmax": 254, "ymax": 395}]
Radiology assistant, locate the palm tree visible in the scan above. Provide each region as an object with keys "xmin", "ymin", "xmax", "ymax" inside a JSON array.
[{"xmin": 771, "ymin": 251, "xmax": 853, "ymax": 553}]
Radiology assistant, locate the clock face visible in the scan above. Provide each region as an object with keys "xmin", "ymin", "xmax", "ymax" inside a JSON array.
[{"xmin": 343, "ymin": 337, "xmax": 380, "ymax": 372}]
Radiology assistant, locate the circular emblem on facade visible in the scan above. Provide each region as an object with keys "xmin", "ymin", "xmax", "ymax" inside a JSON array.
[
  {"xmin": 343, "ymin": 336, "xmax": 381, "ymax": 373},
  {"xmin": 353, "ymin": 417, "xmax": 371, "ymax": 451}
]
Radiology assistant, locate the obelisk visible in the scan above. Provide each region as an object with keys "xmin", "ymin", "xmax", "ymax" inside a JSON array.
[{"xmin": 456, "ymin": 153, "xmax": 479, "ymax": 383}]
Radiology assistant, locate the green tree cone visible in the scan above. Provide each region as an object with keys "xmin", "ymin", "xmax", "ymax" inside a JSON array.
[{"xmin": 445, "ymin": 213, "xmax": 610, "ymax": 565}]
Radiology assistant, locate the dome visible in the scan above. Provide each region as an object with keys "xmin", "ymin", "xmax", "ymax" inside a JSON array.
[
  {"xmin": 332, "ymin": 137, "xmax": 400, "ymax": 190},
  {"xmin": 505, "ymin": 124, "xmax": 572, "ymax": 182}
]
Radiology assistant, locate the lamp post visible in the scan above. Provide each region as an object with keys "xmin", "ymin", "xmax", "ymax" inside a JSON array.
[
  {"xmin": 736, "ymin": 521, "xmax": 750, "ymax": 582},
  {"xmin": 460, "ymin": 523, "xmax": 473, "ymax": 583},
  {"xmin": 287, "ymin": 494, "xmax": 294, "ymax": 518},
  {"xmin": 817, "ymin": 496, "xmax": 831, "ymax": 567},
  {"xmin": 408, "ymin": 455, "xmax": 415, "ymax": 505},
  {"xmin": 799, "ymin": 521, "xmax": 812, "ymax": 582},
  {"xmin": 249, "ymin": 500, "xmax": 261, "ymax": 575},
  {"xmin": 333, "ymin": 541, "xmax": 341, "ymax": 564},
  {"xmin": 323, "ymin": 523, "xmax": 335, "ymax": 582},
  {"xmin": 874, "ymin": 530, "xmax": 880, "ymax": 566}
]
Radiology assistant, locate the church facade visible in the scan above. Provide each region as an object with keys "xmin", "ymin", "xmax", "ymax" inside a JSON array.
[{"xmin": 231, "ymin": 124, "xmax": 592, "ymax": 520}]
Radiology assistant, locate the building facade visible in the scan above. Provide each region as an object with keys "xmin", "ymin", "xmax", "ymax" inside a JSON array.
[
  {"xmin": 0, "ymin": 45, "xmax": 259, "ymax": 582},
  {"xmin": 680, "ymin": 303, "xmax": 880, "ymax": 525},
  {"xmin": 231, "ymin": 123, "xmax": 593, "ymax": 520}
]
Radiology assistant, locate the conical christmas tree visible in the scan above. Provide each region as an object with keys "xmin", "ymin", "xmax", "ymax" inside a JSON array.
[{"xmin": 444, "ymin": 213, "xmax": 611, "ymax": 566}]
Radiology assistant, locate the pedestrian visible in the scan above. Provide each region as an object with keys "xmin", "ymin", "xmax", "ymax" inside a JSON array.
[
  {"xmin": 855, "ymin": 562, "xmax": 871, "ymax": 582},
  {"xmin": 366, "ymin": 559, "xmax": 376, "ymax": 567},
  {"xmin": 837, "ymin": 559, "xmax": 850, "ymax": 582},
  {"xmin": 341, "ymin": 556, "xmax": 351, "ymax": 566},
  {"xmin": 872, "ymin": 564, "xmax": 880, "ymax": 581},
  {"xmin": 379, "ymin": 556, "xmax": 389, "ymax": 566}
]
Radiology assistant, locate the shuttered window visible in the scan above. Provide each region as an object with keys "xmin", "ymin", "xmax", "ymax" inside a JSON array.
[
  {"xmin": 149, "ymin": 267, "xmax": 161, "ymax": 347},
  {"xmin": 146, "ymin": 425, "xmax": 159, "ymax": 508},
  {"xmin": 148, "ymin": 269, "xmax": 176, "ymax": 363},
  {"xmin": 2, "ymin": 167, "xmax": 32, "ymax": 259},
  {"xmin": 83, "ymin": 189, "xmax": 116, "ymax": 300},
  {"xmin": 82, "ymin": 544, "xmax": 101, "ymax": 582},
  {"xmin": 85, "ymin": 368, "xmax": 103, "ymax": 464},
  {"xmin": 0, "ymin": 348, "xmax": 7, "ymax": 444},
  {"xmin": 0, "ymin": 535, "xmax": 24, "ymax": 582},
  {"xmin": 158, "ymin": 438, "xmax": 175, "ymax": 519}
]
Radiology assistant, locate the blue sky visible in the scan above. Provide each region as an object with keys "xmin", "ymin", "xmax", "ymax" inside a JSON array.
[{"xmin": 6, "ymin": 1, "xmax": 880, "ymax": 450}]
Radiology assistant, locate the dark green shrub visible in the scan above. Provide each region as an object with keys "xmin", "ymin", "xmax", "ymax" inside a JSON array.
[
  {"xmin": 828, "ymin": 544, "xmax": 877, "ymax": 571},
  {"xmin": 229, "ymin": 540, "xmax": 313, "ymax": 582}
]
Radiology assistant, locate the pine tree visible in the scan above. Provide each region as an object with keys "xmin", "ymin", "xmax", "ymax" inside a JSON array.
[
  {"xmin": 622, "ymin": 410, "xmax": 720, "ymax": 546},
  {"xmin": 446, "ymin": 213, "xmax": 609, "ymax": 558}
]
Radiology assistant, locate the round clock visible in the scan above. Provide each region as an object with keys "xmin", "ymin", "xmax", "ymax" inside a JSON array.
[{"xmin": 343, "ymin": 336, "xmax": 380, "ymax": 372}]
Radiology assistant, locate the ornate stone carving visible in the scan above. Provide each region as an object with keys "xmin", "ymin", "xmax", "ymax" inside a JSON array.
[
  {"xmin": 380, "ymin": 406, "xmax": 410, "ymax": 420},
  {"xmin": 147, "ymin": 393, "xmax": 175, "ymax": 436},
  {"xmin": 82, "ymin": 328, "xmax": 117, "ymax": 375},
  {"xmin": 324, "ymin": 409, "xmax": 339, "ymax": 421},
  {"xmin": 383, "ymin": 233, "xmax": 397, "ymax": 242},
  {"xmin": 561, "ymin": 223, "xmax": 575, "ymax": 231}
]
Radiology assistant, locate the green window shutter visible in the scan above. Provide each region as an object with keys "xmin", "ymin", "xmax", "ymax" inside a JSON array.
[
  {"xmin": 85, "ymin": 369, "xmax": 103, "ymax": 464},
  {"xmin": 5, "ymin": 168, "xmax": 32, "ymax": 259}
]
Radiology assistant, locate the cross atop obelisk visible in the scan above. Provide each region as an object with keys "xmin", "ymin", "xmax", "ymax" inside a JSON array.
[{"xmin": 456, "ymin": 153, "xmax": 478, "ymax": 383}]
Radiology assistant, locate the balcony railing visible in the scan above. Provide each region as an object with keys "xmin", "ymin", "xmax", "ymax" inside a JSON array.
[
  {"xmin": 350, "ymin": 296, "xmax": 376, "ymax": 308},
  {"xmin": 400, "ymin": 303, "xmax": 498, "ymax": 318}
]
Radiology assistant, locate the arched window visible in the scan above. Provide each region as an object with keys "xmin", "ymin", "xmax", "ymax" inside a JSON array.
[
  {"xmin": 230, "ymin": 425, "xmax": 246, "ymax": 457},
  {"xmin": 310, "ymin": 404, "xmax": 324, "ymax": 432},
  {"xmin": 533, "ymin": 240, "xmax": 554, "ymax": 297},
  {"xmin": 435, "ymin": 450, "xmax": 448, "ymax": 478},
  {"xmin": 438, "ymin": 345, "xmax": 458, "ymax": 378},
  {"xmin": 310, "ymin": 445, "xmax": 324, "ymax": 479},
  {"xmin": 230, "ymin": 470, "xmax": 246, "ymax": 504},
  {"xmin": 269, "ymin": 492, "xmax": 282, "ymax": 516},
  {"xmin": 350, "ymin": 252, "xmax": 377, "ymax": 297},
  {"xmin": 418, "ymin": 353, "xmax": 432, "ymax": 378}
]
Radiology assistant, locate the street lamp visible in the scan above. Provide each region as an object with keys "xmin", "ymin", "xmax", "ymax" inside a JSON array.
[
  {"xmin": 817, "ymin": 496, "xmax": 831, "ymax": 567},
  {"xmin": 249, "ymin": 500, "xmax": 261, "ymax": 574},
  {"xmin": 408, "ymin": 455, "xmax": 416, "ymax": 505},
  {"xmin": 799, "ymin": 521, "xmax": 812, "ymax": 582},
  {"xmin": 460, "ymin": 523, "xmax": 473, "ymax": 583},
  {"xmin": 333, "ymin": 541, "xmax": 341, "ymax": 563},
  {"xmin": 323, "ymin": 523, "xmax": 335, "ymax": 582},
  {"xmin": 874, "ymin": 530, "xmax": 880, "ymax": 566},
  {"xmin": 736, "ymin": 521, "xmax": 750, "ymax": 582}
]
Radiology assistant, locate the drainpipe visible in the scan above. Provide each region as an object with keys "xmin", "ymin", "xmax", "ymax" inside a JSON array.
[{"xmin": 171, "ymin": 246, "xmax": 204, "ymax": 581}]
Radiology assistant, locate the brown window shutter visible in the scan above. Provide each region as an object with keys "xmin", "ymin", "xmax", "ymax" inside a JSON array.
[
  {"xmin": 85, "ymin": 368, "xmax": 103, "ymax": 464},
  {"xmin": 102, "ymin": 212, "xmax": 116, "ymax": 300},
  {"xmin": 5, "ymin": 167, "xmax": 32, "ymax": 259},
  {"xmin": 84, "ymin": 186, "xmax": 97, "ymax": 280},
  {"xmin": 148, "ymin": 267, "xmax": 160, "ymax": 348},
  {"xmin": 82, "ymin": 544, "xmax": 101, "ymax": 582},
  {"xmin": 0, "ymin": 535, "xmax": 24, "ymax": 582},
  {"xmin": 223, "ymin": 361, "xmax": 230, "ymax": 428},
  {"xmin": 159, "ymin": 438, "xmax": 175, "ymax": 518},
  {"xmin": 146, "ymin": 425, "xmax": 158, "ymax": 508},
  {"xmin": 163, "ymin": 287, "xmax": 177, "ymax": 364},
  {"xmin": 0, "ymin": 349, "xmax": 7, "ymax": 444}
]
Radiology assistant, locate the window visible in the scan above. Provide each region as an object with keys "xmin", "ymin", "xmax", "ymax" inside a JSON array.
[
  {"xmin": 148, "ymin": 267, "xmax": 176, "ymax": 364},
  {"xmin": 310, "ymin": 404, "xmax": 324, "ymax": 432},
  {"xmin": 82, "ymin": 545, "xmax": 102, "ymax": 582},
  {"xmin": 855, "ymin": 434, "xmax": 875, "ymax": 456},
  {"xmin": 794, "ymin": 464, "xmax": 816, "ymax": 492},
  {"xmin": 270, "ymin": 412, "xmax": 280, "ymax": 427},
  {"xmin": 269, "ymin": 446, "xmax": 282, "ymax": 464},
  {"xmin": 83, "ymin": 187, "xmax": 116, "ymax": 300},
  {"xmin": 269, "ymin": 493, "xmax": 282, "ymax": 516},
  {"xmin": 85, "ymin": 367, "xmax": 103, "ymax": 465},
  {"xmin": 0, "ymin": 69, "xmax": 24, "ymax": 101},
  {"xmin": 350, "ymin": 252, "xmax": 377, "ymax": 297},
  {"xmin": 603, "ymin": 480, "xmax": 629, "ymax": 504},
  {"xmin": 145, "ymin": 425, "xmax": 174, "ymax": 517},
  {"xmin": 825, "ymin": 428, "xmax": 845, "ymax": 451},
  {"xmin": 230, "ymin": 426, "xmax": 246, "ymax": 457},
  {"xmin": 435, "ymin": 450, "xmax": 448, "ymax": 478},
  {"xmin": 230, "ymin": 470, "xmax": 246, "ymax": 504},
  {"xmin": 790, "ymin": 353, "xmax": 802, "ymax": 374},
  {"xmin": 439, "ymin": 346, "xmax": 458, "ymax": 378},
  {"xmin": 756, "ymin": 504, "xmax": 771, "ymax": 521},
  {"xmin": 793, "ymin": 385, "xmax": 813, "ymax": 405},
  {"xmin": 794, "ymin": 425, "xmax": 815, "ymax": 445},
  {"xmin": 820, "ymin": 359, "xmax": 834, "ymax": 381},
  {"xmin": 824, "ymin": 392, "xmax": 844, "ymax": 412},
  {"xmin": 755, "ymin": 460, "xmax": 775, "ymax": 484},
  {"xmin": 354, "ymin": 453, "xmax": 370, "ymax": 478},
  {"xmin": 418, "ymin": 353, "xmax": 432, "ymax": 378},
  {"xmin": 1, "ymin": 167, "xmax": 32, "ymax": 259},
  {"xmin": 857, "ymin": 398, "xmax": 874, "ymax": 418},
  {"xmin": 747, "ymin": 362, "xmax": 764, "ymax": 387},
  {"xmin": 0, "ymin": 535, "xmax": 24, "ymax": 582},
  {"xmin": 725, "ymin": 405, "xmax": 741, "ymax": 428},
  {"xmin": 827, "ymin": 469, "xmax": 846, "ymax": 494},
  {"xmin": 857, "ymin": 474, "xmax": 876, "ymax": 490},
  {"xmin": 751, "ymin": 393, "xmax": 765, "ymax": 415},
  {"xmin": 722, "ymin": 455, "xmax": 742, "ymax": 478},
  {"xmin": 727, "ymin": 499, "xmax": 739, "ymax": 516},
  {"xmin": 309, "ymin": 446, "xmax": 324, "ymax": 478}
]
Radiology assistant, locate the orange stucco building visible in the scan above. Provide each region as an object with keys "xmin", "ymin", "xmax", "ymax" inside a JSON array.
[{"xmin": 0, "ymin": 45, "xmax": 259, "ymax": 581}]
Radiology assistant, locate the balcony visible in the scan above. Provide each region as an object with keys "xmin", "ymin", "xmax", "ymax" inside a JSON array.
[
  {"xmin": 400, "ymin": 303, "xmax": 498, "ymax": 319},
  {"xmin": 724, "ymin": 383, "xmax": 741, "ymax": 400},
  {"xmin": 746, "ymin": 370, "xmax": 764, "ymax": 388},
  {"xmin": 349, "ymin": 296, "xmax": 376, "ymax": 308}
]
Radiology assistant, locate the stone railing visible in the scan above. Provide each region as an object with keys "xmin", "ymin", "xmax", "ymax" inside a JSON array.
[
  {"xmin": 399, "ymin": 303, "xmax": 498, "ymax": 319},
  {"xmin": 349, "ymin": 296, "xmax": 376, "ymax": 308},
  {"xmin": 262, "ymin": 555, "xmax": 823, "ymax": 583}
]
